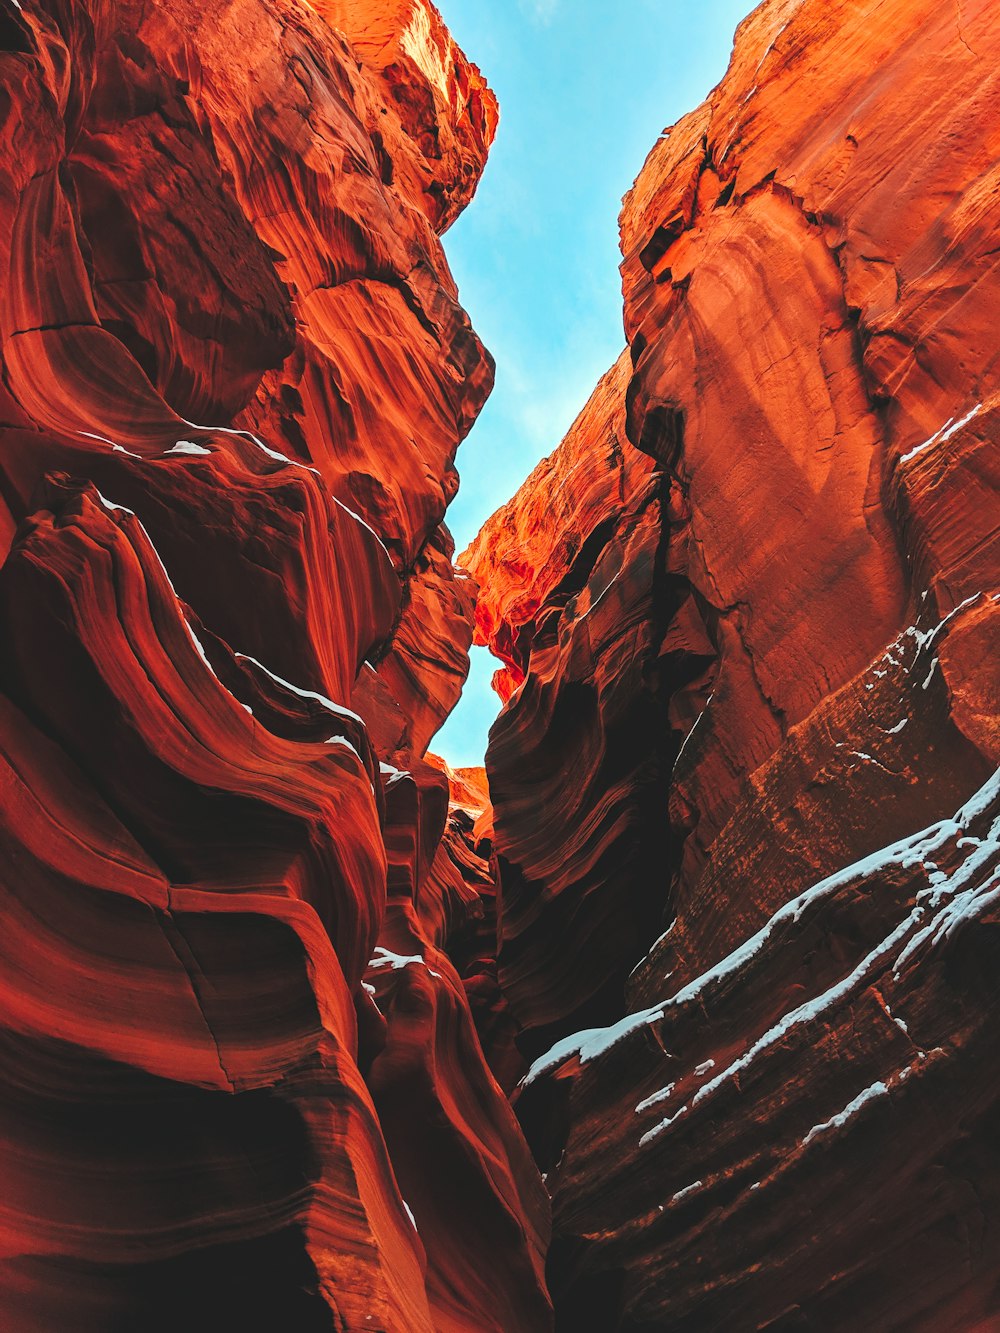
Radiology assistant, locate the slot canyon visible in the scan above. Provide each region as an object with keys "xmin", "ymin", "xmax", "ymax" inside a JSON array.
[{"xmin": 0, "ymin": 0, "xmax": 998, "ymax": 1328}]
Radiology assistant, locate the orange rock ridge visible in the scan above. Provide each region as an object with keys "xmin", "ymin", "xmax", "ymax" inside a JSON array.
[{"xmin": 464, "ymin": 349, "xmax": 673, "ymax": 1057}]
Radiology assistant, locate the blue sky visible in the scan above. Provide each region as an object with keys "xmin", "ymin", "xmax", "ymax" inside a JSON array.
[{"xmin": 433, "ymin": 0, "xmax": 752, "ymax": 767}]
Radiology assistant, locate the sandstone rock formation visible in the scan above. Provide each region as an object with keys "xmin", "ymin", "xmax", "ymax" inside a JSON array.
[
  {"xmin": 0, "ymin": 0, "xmax": 550, "ymax": 1329},
  {"xmin": 4, "ymin": 0, "xmax": 1000, "ymax": 1326},
  {"xmin": 465, "ymin": 351, "xmax": 672, "ymax": 1064},
  {"xmin": 467, "ymin": 0, "xmax": 1000, "ymax": 1326}
]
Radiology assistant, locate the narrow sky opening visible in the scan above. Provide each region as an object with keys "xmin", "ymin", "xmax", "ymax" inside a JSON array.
[{"xmin": 434, "ymin": 0, "xmax": 752, "ymax": 768}]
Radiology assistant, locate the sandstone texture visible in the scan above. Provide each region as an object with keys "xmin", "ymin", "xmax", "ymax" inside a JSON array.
[
  {"xmin": 0, "ymin": 1, "xmax": 551, "ymax": 1329},
  {"xmin": 466, "ymin": 0, "xmax": 1000, "ymax": 1326},
  {"xmin": 464, "ymin": 351, "xmax": 671, "ymax": 1062},
  {"xmin": 4, "ymin": 0, "xmax": 1000, "ymax": 1327}
]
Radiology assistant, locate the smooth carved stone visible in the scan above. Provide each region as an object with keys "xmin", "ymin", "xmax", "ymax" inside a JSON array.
[
  {"xmin": 0, "ymin": 1, "xmax": 547, "ymax": 1329},
  {"xmin": 364, "ymin": 756, "xmax": 551, "ymax": 1332},
  {"xmin": 378, "ymin": 524, "xmax": 477, "ymax": 755}
]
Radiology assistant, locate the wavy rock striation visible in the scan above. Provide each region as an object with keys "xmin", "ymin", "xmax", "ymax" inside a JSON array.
[
  {"xmin": 0, "ymin": 1, "xmax": 550, "ymax": 1329},
  {"xmin": 5, "ymin": 0, "xmax": 1000, "ymax": 1326},
  {"xmin": 468, "ymin": 0, "xmax": 1000, "ymax": 1326}
]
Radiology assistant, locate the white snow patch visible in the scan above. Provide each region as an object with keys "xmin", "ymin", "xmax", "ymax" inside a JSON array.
[
  {"xmin": 886, "ymin": 1006, "xmax": 908, "ymax": 1034},
  {"xmin": 894, "ymin": 864, "xmax": 1000, "ymax": 973},
  {"xmin": 332, "ymin": 496, "xmax": 391, "ymax": 560},
  {"xmin": 79, "ymin": 430, "xmax": 141, "ymax": 458},
  {"xmin": 635, "ymin": 1082, "xmax": 676, "ymax": 1115},
  {"xmin": 235, "ymin": 652, "xmax": 364, "ymax": 726},
  {"xmin": 899, "ymin": 403, "xmax": 984, "ymax": 464},
  {"xmin": 325, "ymin": 735, "xmax": 366, "ymax": 765},
  {"xmin": 671, "ymin": 1181, "xmax": 703, "ymax": 1203},
  {"xmin": 522, "ymin": 1002, "xmax": 671, "ymax": 1088},
  {"xmin": 639, "ymin": 767, "xmax": 1000, "ymax": 1147},
  {"xmin": 533, "ymin": 769, "xmax": 1000, "ymax": 1138},
  {"xmin": 890, "ymin": 770, "xmax": 1000, "ymax": 971},
  {"xmin": 895, "ymin": 591, "xmax": 982, "ymax": 655},
  {"xmin": 801, "ymin": 1068, "xmax": 915, "ymax": 1146},
  {"xmin": 166, "ymin": 440, "xmax": 212, "ymax": 457},
  {"xmin": 639, "ymin": 1105, "xmax": 688, "ymax": 1147},
  {"xmin": 93, "ymin": 489, "xmax": 135, "ymax": 516},
  {"xmin": 369, "ymin": 947, "xmax": 426, "ymax": 971},
  {"xmin": 676, "ymin": 910, "xmax": 919, "ymax": 1120},
  {"xmin": 185, "ymin": 623, "xmax": 215, "ymax": 672},
  {"xmin": 205, "ymin": 423, "xmax": 322, "ymax": 475}
]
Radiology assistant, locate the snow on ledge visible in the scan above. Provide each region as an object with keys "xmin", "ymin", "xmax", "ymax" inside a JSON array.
[
  {"xmin": 898, "ymin": 402, "xmax": 984, "ymax": 464},
  {"xmin": 522, "ymin": 768, "xmax": 1000, "ymax": 1118}
]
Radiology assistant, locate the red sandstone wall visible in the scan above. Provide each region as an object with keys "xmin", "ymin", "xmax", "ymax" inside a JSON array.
[
  {"xmin": 468, "ymin": 0, "xmax": 1000, "ymax": 1326},
  {"xmin": 0, "ymin": 1, "xmax": 551, "ymax": 1328},
  {"xmin": 4, "ymin": 0, "xmax": 1000, "ymax": 1326}
]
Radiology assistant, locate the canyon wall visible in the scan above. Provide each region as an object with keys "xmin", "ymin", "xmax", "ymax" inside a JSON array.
[
  {"xmin": 3, "ymin": 0, "xmax": 999, "ymax": 1327},
  {"xmin": 467, "ymin": 0, "xmax": 1000, "ymax": 1327},
  {"xmin": 0, "ymin": 0, "xmax": 551, "ymax": 1329}
]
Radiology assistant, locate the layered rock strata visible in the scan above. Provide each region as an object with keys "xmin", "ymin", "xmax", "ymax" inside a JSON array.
[
  {"xmin": 4, "ymin": 0, "xmax": 1000, "ymax": 1326},
  {"xmin": 467, "ymin": 0, "xmax": 1000, "ymax": 1326},
  {"xmin": 0, "ymin": 1, "xmax": 550, "ymax": 1329}
]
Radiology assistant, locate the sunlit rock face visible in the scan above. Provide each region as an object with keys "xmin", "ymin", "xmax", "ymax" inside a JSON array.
[
  {"xmin": 469, "ymin": 0, "xmax": 1000, "ymax": 1326},
  {"xmin": 0, "ymin": 1, "xmax": 552, "ymax": 1329}
]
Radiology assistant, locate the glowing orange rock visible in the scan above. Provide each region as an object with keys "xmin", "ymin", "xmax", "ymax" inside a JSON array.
[
  {"xmin": 314, "ymin": 0, "xmax": 499, "ymax": 232},
  {"xmin": 364, "ymin": 756, "xmax": 550, "ymax": 1332},
  {"xmin": 0, "ymin": 1, "xmax": 546, "ymax": 1329}
]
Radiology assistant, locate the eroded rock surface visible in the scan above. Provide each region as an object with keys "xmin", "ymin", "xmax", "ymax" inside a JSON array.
[
  {"xmin": 464, "ymin": 352, "xmax": 673, "ymax": 1061},
  {"xmin": 5, "ymin": 0, "xmax": 1000, "ymax": 1326},
  {"xmin": 0, "ymin": 1, "xmax": 550, "ymax": 1329},
  {"xmin": 468, "ymin": 0, "xmax": 1000, "ymax": 1326}
]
